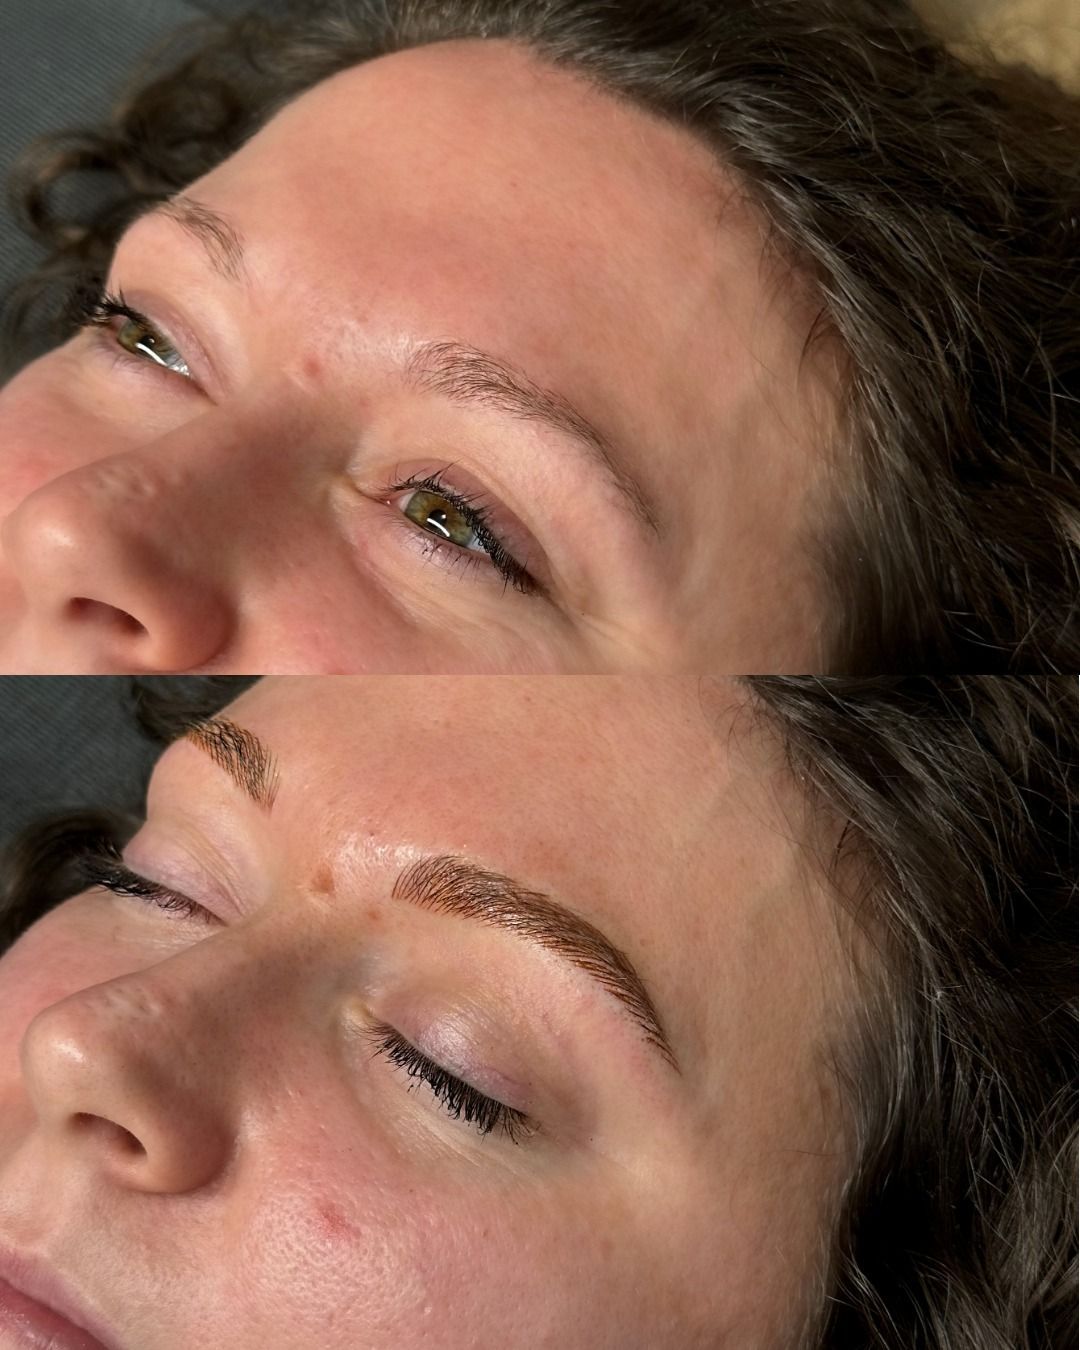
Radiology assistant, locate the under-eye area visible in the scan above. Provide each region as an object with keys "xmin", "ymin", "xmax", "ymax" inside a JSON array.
[
  {"xmin": 0, "ymin": 672, "xmax": 1072, "ymax": 1349},
  {"xmin": 0, "ymin": 0, "xmax": 1074, "ymax": 672}
]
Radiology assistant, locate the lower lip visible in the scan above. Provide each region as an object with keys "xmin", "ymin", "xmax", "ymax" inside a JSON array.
[{"xmin": 0, "ymin": 1276, "xmax": 108, "ymax": 1349}]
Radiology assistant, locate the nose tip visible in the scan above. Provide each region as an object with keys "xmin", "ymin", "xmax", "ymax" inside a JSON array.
[{"xmin": 1, "ymin": 463, "xmax": 235, "ymax": 671}]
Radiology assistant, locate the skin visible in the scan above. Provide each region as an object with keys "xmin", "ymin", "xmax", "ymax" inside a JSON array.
[
  {"xmin": 0, "ymin": 39, "xmax": 839, "ymax": 673},
  {"xmin": 0, "ymin": 676, "xmax": 850, "ymax": 1348}
]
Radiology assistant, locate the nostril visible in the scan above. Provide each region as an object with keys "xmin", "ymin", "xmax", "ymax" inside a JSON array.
[
  {"xmin": 68, "ymin": 597, "xmax": 148, "ymax": 638},
  {"xmin": 72, "ymin": 1113, "xmax": 147, "ymax": 1157}
]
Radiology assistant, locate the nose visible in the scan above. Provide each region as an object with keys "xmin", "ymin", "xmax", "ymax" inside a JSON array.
[
  {"xmin": 19, "ymin": 975, "xmax": 234, "ymax": 1194},
  {"xmin": 1, "ymin": 454, "xmax": 233, "ymax": 671}
]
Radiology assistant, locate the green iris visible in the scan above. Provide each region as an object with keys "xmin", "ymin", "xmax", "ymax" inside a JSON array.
[
  {"xmin": 402, "ymin": 489, "xmax": 481, "ymax": 550},
  {"xmin": 117, "ymin": 317, "xmax": 191, "ymax": 377}
]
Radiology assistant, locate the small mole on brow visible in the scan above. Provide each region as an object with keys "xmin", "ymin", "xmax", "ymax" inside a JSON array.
[{"xmin": 310, "ymin": 862, "xmax": 335, "ymax": 897}]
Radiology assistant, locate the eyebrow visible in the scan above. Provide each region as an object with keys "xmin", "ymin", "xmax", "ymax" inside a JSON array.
[
  {"xmin": 402, "ymin": 341, "xmax": 660, "ymax": 535},
  {"xmin": 182, "ymin": 717, "xmax": 280, "ymax": 810},
  {"xmin": 141, "ymin": 195, "xmax": 248, "ymax": 284},
  {"xmin": 137, "ymin": 193, "xmax": 661, "ymax": 536},
  {"xmin": 394, "ymin": 854, "xmax": 679, "ymax": 1072},
  {"xmin": 178, "ymin": 719, "xmax": 676, "ymax": 1070}
]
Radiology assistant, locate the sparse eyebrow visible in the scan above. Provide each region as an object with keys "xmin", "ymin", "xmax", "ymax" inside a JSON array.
[
  {"xmin": 393, "ymin": 854, "xmax": 679, "ymax": 1072},
  {"xmin": 135, "ymin": 195, "xmax": 662, "ymax": 537},
  {"xmin": 403, "ymin": 341, "xmax": 661, "ymax": 535},
  {"xmin": 181, "ymin": 717, "xmax": 280, "ymax": 810},
  {"xmin": 140, "ymin": 194, "xmax": 248, "ymax": 285}
]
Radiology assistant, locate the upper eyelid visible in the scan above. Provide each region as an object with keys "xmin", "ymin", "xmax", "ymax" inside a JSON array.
[
  {"xmin": 88, "ymin": 277, "xmax": 219, "ymax": 392},
  {"xmin": 80, "ymin": 273, "xmax": 622, "ymax": 597},
  {"xmin": 386, "ymin": 468, "xmax": 551, "ymax": 595}
]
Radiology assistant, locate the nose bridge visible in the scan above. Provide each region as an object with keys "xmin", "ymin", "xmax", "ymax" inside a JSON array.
[
  {"xmin": 0, "ymin": 426, "xmax": 245, "ymax": 670},
  {"xmin": 18, "ymin": 922, "xmax": 302, "ymax": 1192},
  {"xmin": 5, "ymin": 431, "xmax": 231, "ymax": 569}
]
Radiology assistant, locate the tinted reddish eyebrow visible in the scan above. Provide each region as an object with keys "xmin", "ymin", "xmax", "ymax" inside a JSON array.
[
  {"xmin": 182, "ymin": 717, "xmax": 280, "ymax": 811},
  {"xmin": 393, "ymin": 853, "xmax": 680, "ymax": 1072},
  {"xmin": 134, "ymin": 196, "xmax": 662, "ymax": 538}
]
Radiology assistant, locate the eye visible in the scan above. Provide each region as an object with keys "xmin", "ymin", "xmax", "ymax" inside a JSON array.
[
  {"xmin": 75, "ymin": 842, "xmax": 216, "ymax": 926},
  {"xmin": 399, "ymin": 487, "xmax": 486, "ymax": 552},
  {"xmin": 388, "ymin": 471, "xmax": 540, "ymax": 596},
  {"xmin": 66, "ymin": 278, "xmax": 193, "ymax": 380},
  {"xmin": 113, "ymin": 313, "xmax": 191, "ymax": 377},
  {"xmin": 364, "ymin": 1020, "xmax": 536, "ymax": 1144}
]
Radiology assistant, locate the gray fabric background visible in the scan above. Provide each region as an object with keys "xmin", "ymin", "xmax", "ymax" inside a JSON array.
[
  {"xmin": 0, "ymin": 676, "xmax": 259, "ymax": 851},
  {"xmin": 0, "ymin": 0, "xmax": 290, "ymax": 375},
  {"xmin": 0, "ymin": 677, "xmax": 162, "ymax": 844}
]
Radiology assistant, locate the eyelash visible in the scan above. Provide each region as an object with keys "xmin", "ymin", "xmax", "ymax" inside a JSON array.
[
  {"xmin": 74, "ymin": 842, "xmax": 214, "ymax": 925},
  {"xmin": 74, "ymin": 843, "xmax": 534, "ymax": 1145},
  {"xmin": 66, "ymin": 278, "xmax": 191, "ymax": 378},
  {"xmin": 362, "ymin": 1021, "xmax": 534, "ymax": 1144},
  {"xmin": 384, "ymin": 469, "xmax": 537, "ymax": 595},
  {"xmin": 65, "ymin": 277, "xmax": 539, "ymax": 597}
]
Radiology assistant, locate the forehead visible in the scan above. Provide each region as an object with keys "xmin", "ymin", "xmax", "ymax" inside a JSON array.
[
  {"xmin": 179, "ymin": 39, "xmax": 829, "ymax": 536},
  {"xmin": 226, "ymin": 675, "xmax": 735, "ymax": 856},
  {"xmin": 179, "ymin": 677, "xmax": 826, "ymax": 1060},
  {"xmin": 225, "ymin": 37, "xmax": 741, "ymax": 302}
]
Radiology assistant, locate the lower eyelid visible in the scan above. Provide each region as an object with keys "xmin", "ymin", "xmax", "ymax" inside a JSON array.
[
  {"xmin": 83, "ymin": 326, "xmax": 191, "ymax": 390},
  {"xmin": 383, "ymin": 507, "xmax": 514, "ymax": 586}
]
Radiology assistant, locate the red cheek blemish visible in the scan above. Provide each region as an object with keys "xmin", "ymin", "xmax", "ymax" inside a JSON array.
[
  {"xmin": 314, "ymin": 1199, "xmax": 358, "ymax": 1244},
  {"xmin": 301, "ymin": 353, "xmax": 322, "ymax": 382}
]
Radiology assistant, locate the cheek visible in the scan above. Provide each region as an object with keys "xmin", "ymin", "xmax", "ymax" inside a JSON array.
[
  {"xmin": 0, "ymin": 349, "xmax": 115, "ymax": 511},
  {"xmin": 0, "ymin": 903, "xmax": 121, "ymax": 1048},
  {"xmin": 228, "ymin": 1123, "xmax": 659, "ymax": 1350},
  {"xmin": 0, "ymin": 908, "xmax": 119, "ymax": 1146}
]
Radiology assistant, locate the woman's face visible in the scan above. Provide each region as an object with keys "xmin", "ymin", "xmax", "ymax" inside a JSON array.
[
  {"xmin": 0, "ymin": 677, "xmax": 848, "ymax": 1348},
  {"xmin": 0, "ymin": 39, "xmax": 838, "ymax": 674}
]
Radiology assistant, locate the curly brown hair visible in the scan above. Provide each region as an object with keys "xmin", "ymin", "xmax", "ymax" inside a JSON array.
[
  {"xmin": 747, "ymin": 674, "xmax": 1078, "ymax": 1349},
  {"xmin": 0, "ymin": 673, "xmax": 1074, "ymax": 1348},
  {"xmin": 2, "ymin": 0, "xmax": 1079, "ymax": 673}
]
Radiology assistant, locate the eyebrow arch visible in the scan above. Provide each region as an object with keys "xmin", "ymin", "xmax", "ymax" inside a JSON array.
[
  {"xmin": 140, "ymin": 194, "xmax": 248, "ymax": 284},
  {"xmin": 182, "ymin": 717, "xmax": 280, "ymax": 811},
  {"xmin": 135, "ymin": 195, "xmax": 661, "ymax": 536},
  {"xmin": 403, "ymin": 341, "xmax": 661, "ymax": 535},
  {"xmin": 393, "ymin": 854, "xmax": 679, "ymax": 1072}
]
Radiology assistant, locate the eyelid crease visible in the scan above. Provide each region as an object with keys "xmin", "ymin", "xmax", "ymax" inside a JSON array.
[
  {"xmin": 392, "ymin": 855, "xmax": 680, "ymax": 1073},
  {"xmin": 363, "ymin": 1019, "xmax": 536, "ymax": 1144},
  {"xmin": 91, "ymin": 208, "xmax": 663, "ymax": 542},
  {"xmin": 386, "ymin": 467, "xmax": 541, "ymax": 596}
]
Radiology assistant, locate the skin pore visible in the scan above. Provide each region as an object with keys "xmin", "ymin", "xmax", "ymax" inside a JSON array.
[
  {"xmin": 0, "ymin": 39, "xmax": 839, "ymax": 674},
  {"xmin": 0, "ymin": 676, "xmax": 852, "ymax": 1349}
]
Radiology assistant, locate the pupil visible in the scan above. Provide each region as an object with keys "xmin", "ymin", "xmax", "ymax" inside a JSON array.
[{"xmin": 426, "ymin": 507, "xmax": 452, "ymax": 540}]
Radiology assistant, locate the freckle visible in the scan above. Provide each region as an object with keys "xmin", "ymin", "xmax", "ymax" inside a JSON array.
[
  {"xmin": 314, "ymin": 1200, "xmax": 357, "ymax": 1244},
  {"xmin": 310, "ymin": 863, "xmax": 335, "ymax": 897}
]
